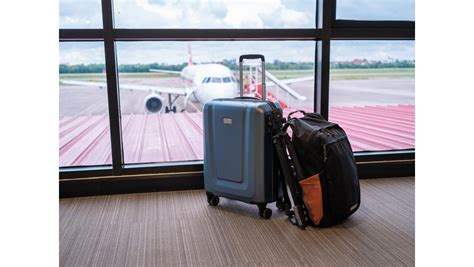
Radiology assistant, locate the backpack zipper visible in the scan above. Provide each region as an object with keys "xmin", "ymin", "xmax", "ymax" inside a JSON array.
[
  {"xmin": 322, "ymin": 135, "xmax": 347, "ymax": 163},
  {"xmin": 323, "ymin": 144, "xmax": 328, "ymax": 163}
]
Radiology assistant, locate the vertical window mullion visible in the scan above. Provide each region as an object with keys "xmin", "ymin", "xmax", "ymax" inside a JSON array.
[
  {"xmin": 319, "ymin": 39, "xmax": 330, "ymax": 120},
  {"xmin": 314, "ymin": 0, "xmax": 332, "ymax": 119},
  {"xmin": 101, "ymin": 0, "xmax": 123, "ymax": 175}
]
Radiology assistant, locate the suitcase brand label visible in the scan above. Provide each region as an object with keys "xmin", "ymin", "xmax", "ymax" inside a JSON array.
[{"xmin": 223, "ymin": 117, "xmax": 232, "ymax": 125}]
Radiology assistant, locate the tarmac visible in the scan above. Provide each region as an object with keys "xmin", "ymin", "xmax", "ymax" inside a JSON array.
[
  {"xmin": 59, "ymin": 77, "xmax": 415, "ymax": 116},
  {"xmin": 59, "ymin": 77, "xmax": 415, "ymax": 166}
]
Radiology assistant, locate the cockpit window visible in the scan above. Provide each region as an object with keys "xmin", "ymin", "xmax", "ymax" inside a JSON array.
[
  {"xmin": 211, "ymin": 77, "xmax": 222, "ymax": 83},
  {"xmin": 204, "ymin": 76, "xmax": 236, "ymax": 84}
]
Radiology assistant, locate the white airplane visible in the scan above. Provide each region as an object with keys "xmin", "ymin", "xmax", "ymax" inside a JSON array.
[{"xmin": 60, "ymin": 44, "xmax": 311, "ymax": 113}]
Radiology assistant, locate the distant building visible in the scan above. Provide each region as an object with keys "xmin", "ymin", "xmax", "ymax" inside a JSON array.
[
  {"xmin": 382, "ymin": 57, "xmax": 396, "ymax": 63},
  {"xmin": 352, "ymin": 58, "xmax": 368, "ymax": 65},
  {"xmin": 330, "ymin": 60, "xmax": 350, "ymax": 64}
]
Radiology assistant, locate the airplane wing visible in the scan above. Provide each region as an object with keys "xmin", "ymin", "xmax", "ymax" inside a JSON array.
[
  {"xmin": 60, "ymin": 80, "xmax": 187, "ymax": 96},
  {"xmin": 262, "ymin": 70, "xmax": 310, "ymax": 101},
  {"xmin": 266, "ymin": 76, "xmax": 314, "ymax": 87},
  {"xmin": 59, "ymin": 80, "xmax": 108, "ymax": 88},
  {"xmin": 149, "ymin": 69, "xmax": 181, "ymax": 75},
  {"xmin": 277, "ymin": 76, "xmax": 314, "ymax": 85}
]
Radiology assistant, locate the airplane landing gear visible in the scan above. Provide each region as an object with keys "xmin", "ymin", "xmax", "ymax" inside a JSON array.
[
  {"xmin": 165, "ymin": 94, "xmax": 179, "ymax": 113},
  {"xmin": 165, "ymin": 106, "xmax": 177, "ymax": 113}
]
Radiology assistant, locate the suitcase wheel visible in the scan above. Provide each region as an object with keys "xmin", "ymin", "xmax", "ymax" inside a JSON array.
[
  {"xmin": 207, "ymin": 193, "xmax": 220, "ymax": 206},
  {"xmin": 257, "ymin": 204, "xmax": 272, "ymax": 219},
  {"xmin": 276, "ymin": 198, "xmax": 285, "ymax": 211}
]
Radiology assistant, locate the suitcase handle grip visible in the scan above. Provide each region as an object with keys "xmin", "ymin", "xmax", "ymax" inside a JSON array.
[
  {"xmin": 239, "ymin": 54, "xmax": 265, "ymax": 62},
  {"xmin": 239, "ymin": 54, "xmax": 266, "ymax": 101}
]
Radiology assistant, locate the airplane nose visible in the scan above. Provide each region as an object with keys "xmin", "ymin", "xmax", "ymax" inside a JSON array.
[
  {"xmin": 230, "ymin": 85, "xmax": 240, "ymax": 97},
  {"xmin": 218, "ymin": 84, "xmax": 238, "ymax": 98},
  {"xmin": 219, "ymin": 87, "xmax": 235, "ymax": 98},
  {"xmin": 199, "ymin": 83, "xmax": 240, "ymax": 105}
]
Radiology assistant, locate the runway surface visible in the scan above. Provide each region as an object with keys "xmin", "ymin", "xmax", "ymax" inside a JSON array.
[{"xmin": 60, "ymin": 77, "xmax": 414, "ymax": 116}]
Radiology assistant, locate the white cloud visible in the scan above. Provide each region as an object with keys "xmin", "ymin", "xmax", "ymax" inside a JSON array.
[
  {"xmin": 59, "ymin": 43, "xmax": 105, "ymax": 65},
  {"xmin": 116, "ymin": 41, "xmax": 315, "ymax": 64},
  {"xmin": 134, "ymin": 0, "xmax": 183, "ymax": 21},
  {"xmin": 337, "ymin": 0, "xmax": 415, "ymax": 20},
  {"xmin": 59, "ymin": 0, "xmax": 103, "ymax": 28},
  {"xmin": 59, "ymin": 1, "xmax": 415, "ymax": 65},
  {"xmin": 222, "ymin": 0, "xmax": 311, "ymax": 28},
  {"xmin": 62, "ymin": 17, "xmax": 94, "ymax": 27},
  {"xmin": 331, "ymin": 41, "xmax": 415, "ymax": 61},
  {"xmin": 114, "ymin": 0, "xmax": 314, "ymax": 28},
  {"xmin": 60, "ymin": 41, "xmax": 415, "ymax": 66}
]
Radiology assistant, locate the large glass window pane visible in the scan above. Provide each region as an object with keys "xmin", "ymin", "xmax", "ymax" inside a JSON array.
[
  {"xmin": 114, "ymin": 0, "xmax": 316, "ymax": 28},
  {"xmin": 329, "ymin": 41, "xmax": 415, "ymax": 152},
  {"xmin": 336, "ymin": 0, "xmax": 415, "ymax": 21},
  {"xmin": 59, "ymin": 0, "xmax": 103, "ymax": 28},
  {"xmin": 116, "ymin": 41, "xmax": 315, "ymax": 164},
  {"xmin": 59, "ymin": 42, "xmax": 112, "ymax": 167}
]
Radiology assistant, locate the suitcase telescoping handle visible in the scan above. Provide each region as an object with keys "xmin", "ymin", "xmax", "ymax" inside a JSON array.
[{"xmin": 239, "ymin": 54, "xmax": 266, "ymax": 100}]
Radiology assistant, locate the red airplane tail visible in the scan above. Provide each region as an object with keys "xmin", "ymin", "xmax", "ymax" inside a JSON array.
[{"xmin": 187, "ymin": 43, "xmax": 193, "ymax": 66}]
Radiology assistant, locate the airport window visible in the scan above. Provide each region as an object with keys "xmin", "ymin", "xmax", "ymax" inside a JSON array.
[
  {"xmin": 59, "ymin": 0, "xmax": 414, "ymax": 176},
  {"xmin": 328, "ymin": 41, "xmax": 415, "ymax": 152},
  {"xmin": 115, "ymin": 41, "xmax": 315, "ymax": 164},
  {"xmin": 59, "ymin": 42, "xmax": 112, "ymax": 167},
  {"xmin": 59, "ymin": 0, "xmax": 103, "ymax": 28},
  {"xmin": 336, "ymin": 0, "xmax": 415, "ymax": 21},
  {"xmin": 113, "ymin": 0, "xmax": 316, "ymax": 29}
]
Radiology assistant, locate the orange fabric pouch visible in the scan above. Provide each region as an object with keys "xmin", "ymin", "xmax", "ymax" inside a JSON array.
[{"xmin": 299, "ymin": 173, "xmax": 324, "ymax": 225}]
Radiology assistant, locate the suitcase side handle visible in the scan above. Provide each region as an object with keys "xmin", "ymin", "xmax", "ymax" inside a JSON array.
[{"xmin": 239, "ymin": 54, "xmax": 266, "ymax": 101}]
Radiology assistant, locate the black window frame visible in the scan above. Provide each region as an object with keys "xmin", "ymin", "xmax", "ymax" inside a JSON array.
[{"xmin": 59, "ymin": 0, "xmax": 415, "ymax": 185}]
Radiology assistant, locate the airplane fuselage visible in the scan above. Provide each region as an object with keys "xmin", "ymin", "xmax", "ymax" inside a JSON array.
[{"xmin": 180, "ymin": 63, "xmax": 239, "ymax": 107}]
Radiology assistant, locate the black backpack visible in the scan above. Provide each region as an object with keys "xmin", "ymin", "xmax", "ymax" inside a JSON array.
[{"xmin": 268, "ymin": 107, "xmax": 360, "ymax": 229}]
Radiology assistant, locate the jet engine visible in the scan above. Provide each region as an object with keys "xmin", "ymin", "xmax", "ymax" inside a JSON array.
[{"xmin": 144, "ymin": 93, "xmax": 164, "ymax": 113}]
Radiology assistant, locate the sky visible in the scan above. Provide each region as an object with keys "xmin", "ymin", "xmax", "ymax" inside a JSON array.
[
  {"xmin": 59, "ymin": 41, "xmax": 414, "ymax": 65},
  {"xmin": 59, "ymin": 0, "xmax": 415, "ymax": 65},
  {"xmin": 337, "ymin": 0, "xmax": 414, "ymax": 20},
  {"xmin": 59, "ymin": 0, "xmax": 414, "ymax": 29}
]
